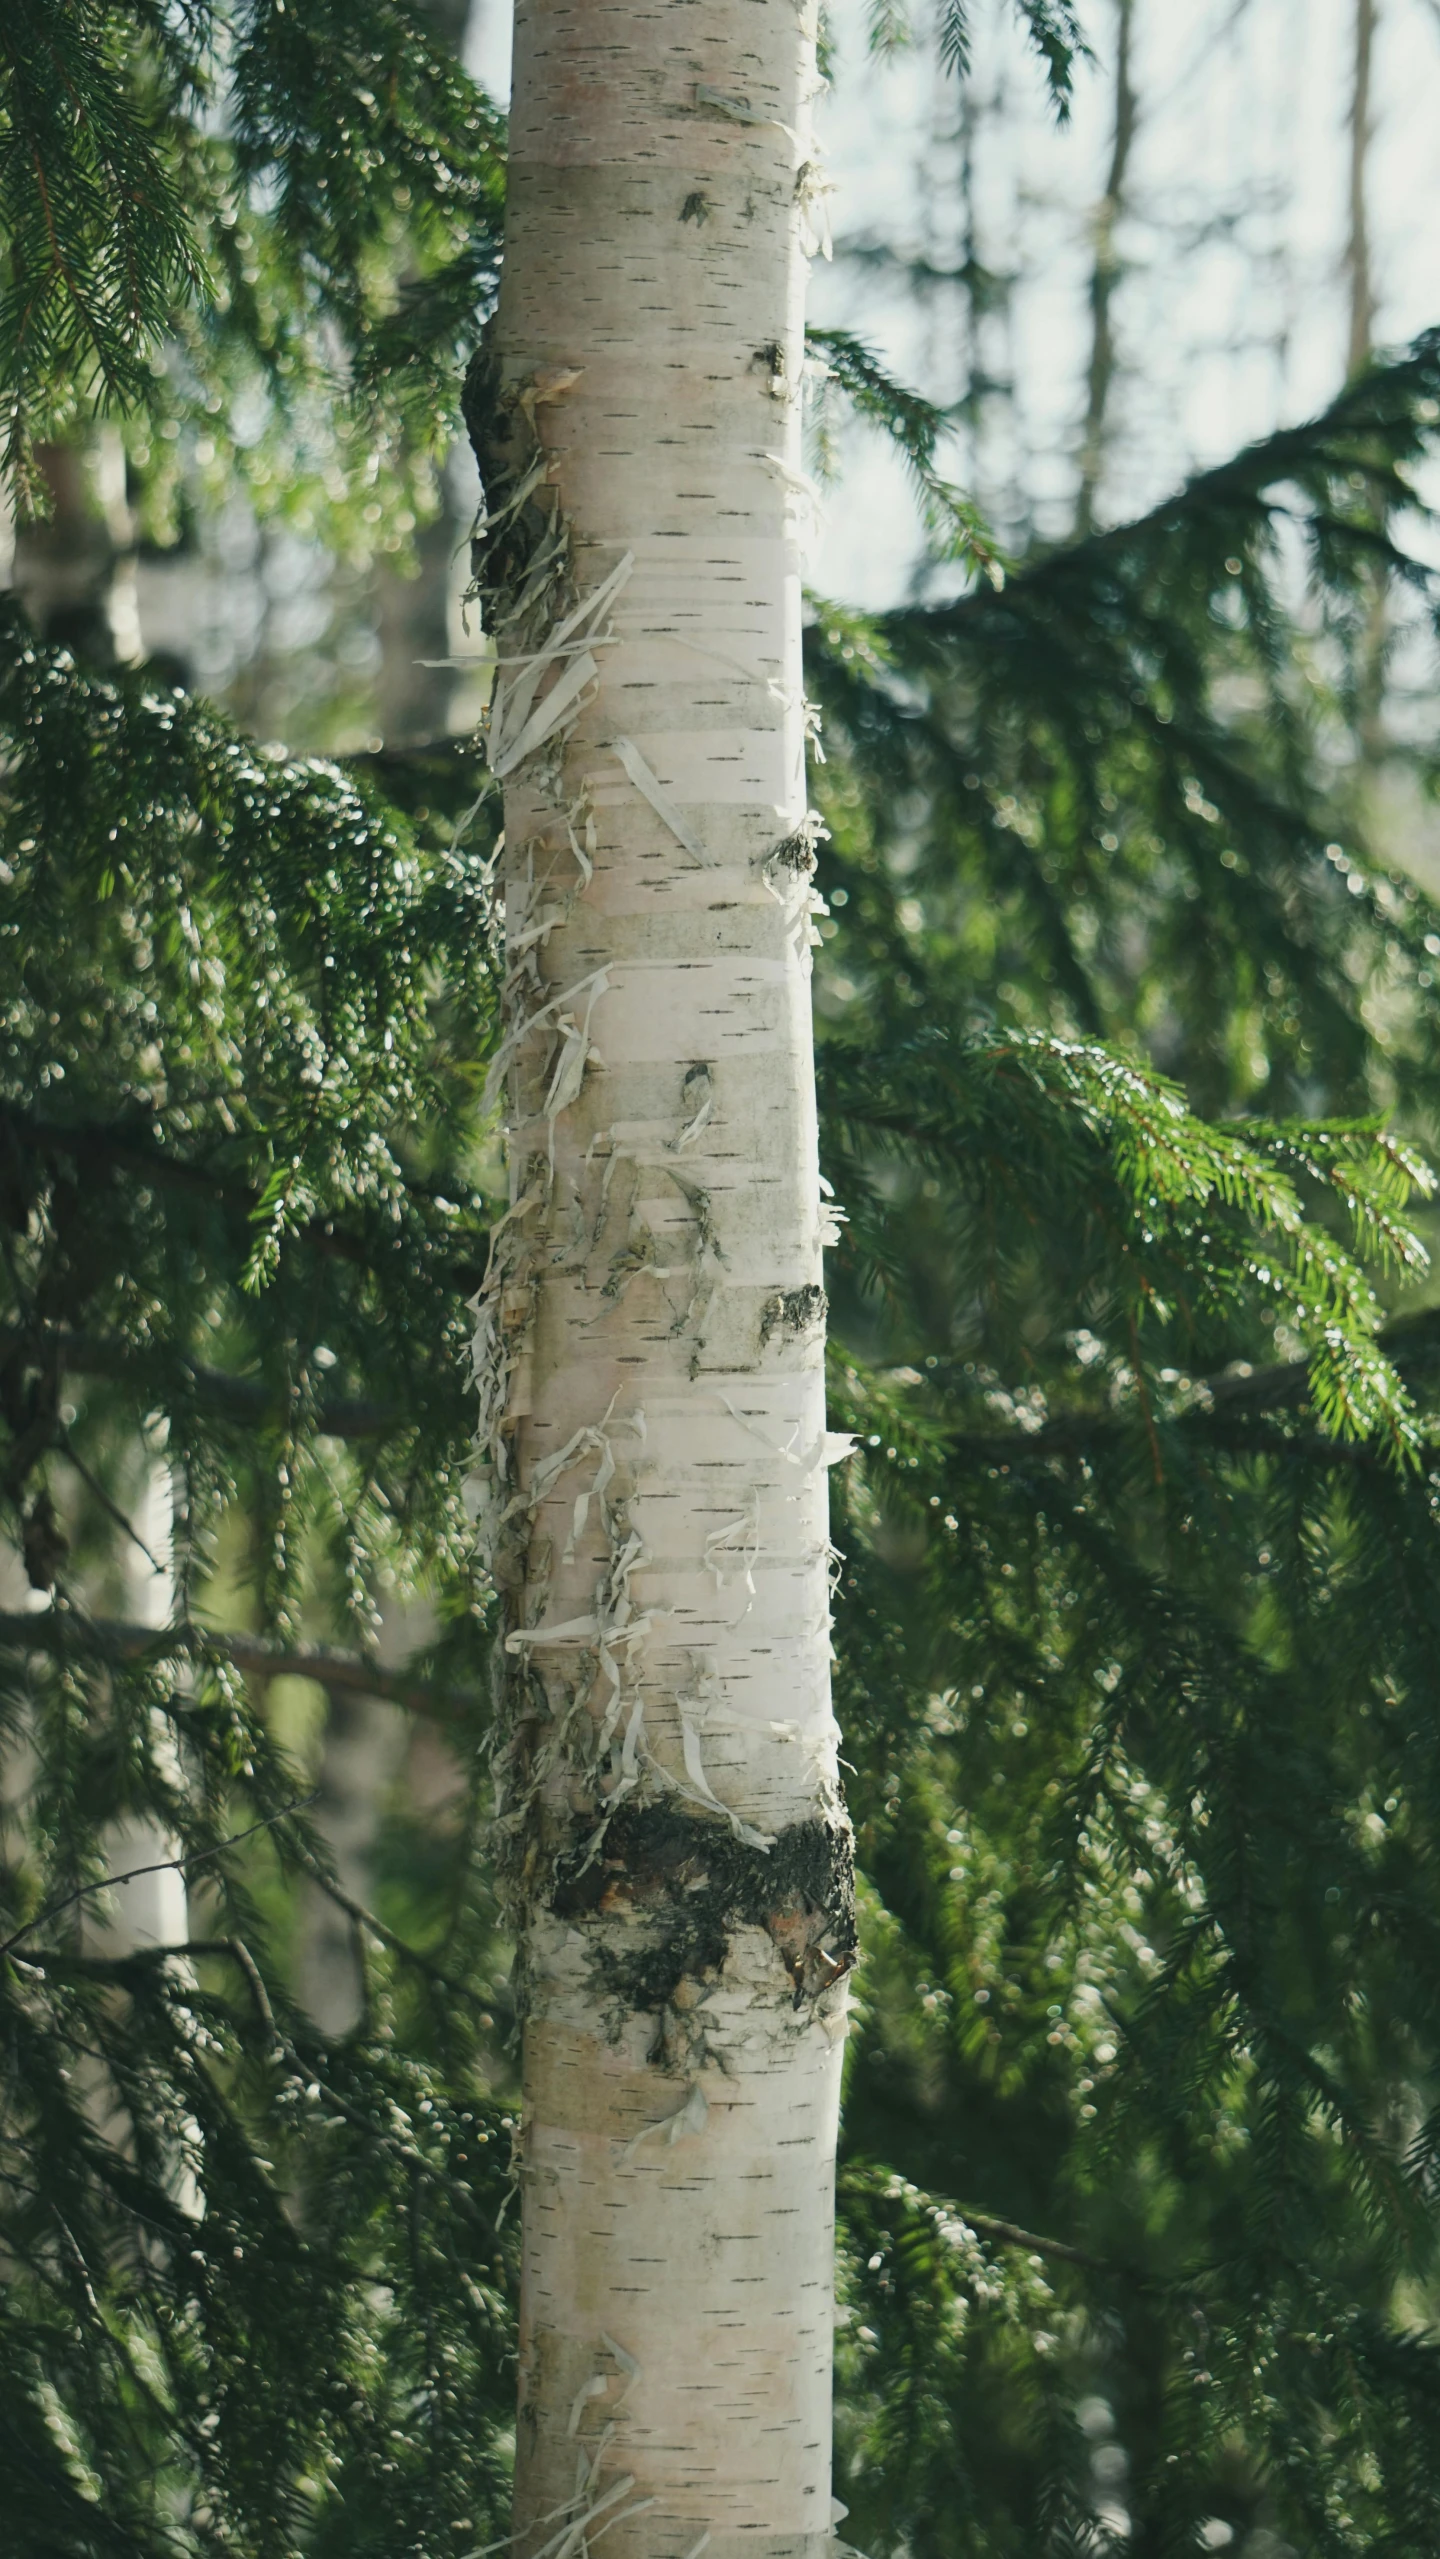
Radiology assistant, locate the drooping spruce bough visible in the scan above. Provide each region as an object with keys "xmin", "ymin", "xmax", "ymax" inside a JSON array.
[
  {"xmin": 7, "ymin": 4, "xmax": 1440, "ymax": 2554},
  {"xmin": 811, "ymin": 337, "xmax": 1440, "ymax": 2551}
]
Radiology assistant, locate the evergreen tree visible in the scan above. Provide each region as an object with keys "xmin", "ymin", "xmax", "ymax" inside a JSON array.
[{"xmin": 5, "ymin": 7, "xmax": 1440, "ymax": 2557}]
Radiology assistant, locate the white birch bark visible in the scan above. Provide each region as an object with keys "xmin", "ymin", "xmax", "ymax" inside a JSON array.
[
  {"xmin": 465, "ymin": 7, "xmax": 851, "ymax": 2557},
  {"xmin": 8, "ymin": 429, "xmax": 142, "ymax": 669},
  {"xmin": 94, "ymin": 1458, "xmax": 188, "ymax": 1954}
]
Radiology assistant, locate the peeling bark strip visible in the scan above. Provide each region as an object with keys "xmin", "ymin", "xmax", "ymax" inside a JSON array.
[{"xmin": 465, "ymin": 3, "xmax": 849, "ymax": 2554}]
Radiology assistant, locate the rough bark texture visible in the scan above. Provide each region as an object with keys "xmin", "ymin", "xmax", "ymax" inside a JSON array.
[{"xmin": 465, "ymin": 6, "xmax": 848, "ymax": 2555}]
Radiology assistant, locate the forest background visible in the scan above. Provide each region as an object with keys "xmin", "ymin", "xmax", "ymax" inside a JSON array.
[{"xmin": 8, "ymin": 1, "xmax": 1440, "ymax": 2555}]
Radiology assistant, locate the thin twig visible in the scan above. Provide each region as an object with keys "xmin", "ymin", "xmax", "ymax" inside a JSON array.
[
  {"xmin": 15, "ymin": 1935, "xmax": 280, "ymax": 2044},
  {"xmin": 182, "ymin": 1937, "xmax": 278, "ymax": 2038},
  {"xmin": 0, "ymin": 1797, "xmax": 317, "ymax": 1957},
  {"xmin": 1127, "ymin": 1310, "xmax": 1164, "ymax": 1488},
  {"xmin": 955, "ymin": 2205, "xmax": 1109, "ymax": 2273},
  {"xmin": 296, "ymin": 1857, "xmax": 496, "ymax": 2014},
  {"xmin": 55, "ymin": 1428, "xmax": 166, "ymax": 1575}
]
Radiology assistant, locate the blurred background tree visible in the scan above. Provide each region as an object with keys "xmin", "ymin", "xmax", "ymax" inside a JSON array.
[{"xmin": 8, "ymin": 2, "xmax": 1440, "ymax": 2554}]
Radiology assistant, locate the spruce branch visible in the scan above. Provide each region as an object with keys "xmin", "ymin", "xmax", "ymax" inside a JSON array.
[
  {"xmin": 0, "ymin": 1106, "xmax": 488, "ymax": 1295},
  {"xmin": 14, "ymin": 1935, "xmax": 282, "ymax": 2045},
  {"xmin": 38, "ymin": 1330, "xmax": 406, "ymax": 1441},
  {"xmin": 944, "ymin": 2204, "xmax": 1109, "ymax": 2273},
  {"xmin": 856, "ymin": 0, "xmax": 1090, "ymax": 108},
  {"xmin": 0, "ymin": 0, "xmax": 506, "ymax": 495},
  {"xmin": 807, "ymin": 325, "xmax": 1005, "ymax": 580}
]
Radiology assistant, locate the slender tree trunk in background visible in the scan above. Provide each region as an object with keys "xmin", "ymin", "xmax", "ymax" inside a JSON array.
[
  {"xmin": 1345, "ymin": 0, "xmax": 1377, "ymax": 381},
  {"xmin": 372, "ymin": 0, "xmax": 476, "ymax": 750},
  {"xmin": 90, "ymin": 1462, "xmax": 189, "ymax": 1956},
  {"xmin": 1345, "ymin": 0, "xmax": 1387, "ymax": 767},
  {"xmin": 375, "ymin": 502, "xmax": 461, "ymax": 747},
  {"xmin": 8, "ymin": 431, "xmax": 141, "ymax": 669},
  {"xmin": 295, "ymin": 1686, "xmax": 407, "ymax": 2034},
  {"xmin": 1075, "ymin": 0, "xmax": 1136, "ymax": 536},
  {"xmin": 466, "ymin": 6, "xmax": 852, "ymax": 2556}
]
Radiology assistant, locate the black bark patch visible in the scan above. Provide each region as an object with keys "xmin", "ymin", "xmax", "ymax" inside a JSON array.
[
  {"xmin": 461, "ymin": 332, "xmax": 555, "ymax": 611},
  {"xmin": 766, "ymin": 826, "xmax": 818, "ymax": 877},
  {"xmin": 760, "ymin": 1282, "xmax": 827, "ymax": 1348},
  {"xmin": 551, "ymin": 1803, "xmax": 855, "ymax": 2017},
  {"xmin": 460, "ymin": 335, "xmax": 507, "ymax": 515}
]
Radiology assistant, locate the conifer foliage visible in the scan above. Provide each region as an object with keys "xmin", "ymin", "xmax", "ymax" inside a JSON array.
[
  {"xmin": 0, "ymin": 607, "xmax": 515, "ymax": 2550},
  {"xmin": 0, "ymin": 0, "xmax": 504, "ymax": 512},
  {"xmin": 5, "ymin": 5, "xmax": 1440, "ymax": 2555},
  {"xmin": 814, "ymin": 345, "xmax": 1440, "ymax": 2553}
]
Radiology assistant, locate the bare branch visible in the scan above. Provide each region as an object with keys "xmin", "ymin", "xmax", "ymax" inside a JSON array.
[
  {"xmin": 43, "ymin": 1329, "xmax": 405, "ymax": 1441},
  {"xmin": 0, "ymin": 1609, "xmax": 484, "ymax": 1725},
  {"xmin": 17, "ymin": 1936, "xmax": 281, "ymax": 2044},
  {"xmin": 286, "ymin": 1860, "xmax": 497, "ymax": 2016},
  {"xmin": 954, "ymin": 2205, "xmax": 1109, "ymax": 2273},
  {"xmin": 0, "ymin": 1798, "xmax": 317, "ymax": 1957}
]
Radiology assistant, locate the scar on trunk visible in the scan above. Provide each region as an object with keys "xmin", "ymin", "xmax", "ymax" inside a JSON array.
[
  {"xmin": 551, "ymin": 1801, "xmax": 856, "ymax": 2025},
  {"xmin": 760, "ymin": 1282, "xmax": 827, "ymax": 1348}
]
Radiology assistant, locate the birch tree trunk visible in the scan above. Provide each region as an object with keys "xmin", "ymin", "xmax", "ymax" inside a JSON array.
[{"xmin": 464, "ymin": 7, "xmax": 852, "ymax": 2557}]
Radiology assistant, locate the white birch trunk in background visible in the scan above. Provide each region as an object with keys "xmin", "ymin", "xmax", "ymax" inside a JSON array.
[
  {"xmin": 464, "ymin": 6, "xmax": 852, "ymax": 2557},
  {"xmin": 96, "ymin": 1458, "xmax": 188, "ymax": 1954}
]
